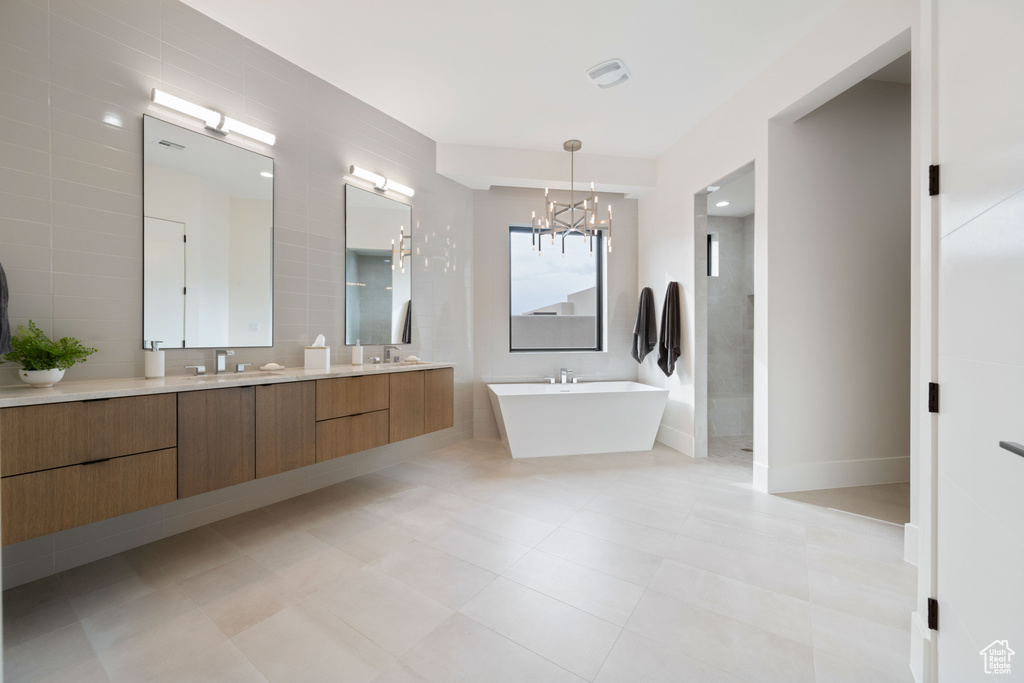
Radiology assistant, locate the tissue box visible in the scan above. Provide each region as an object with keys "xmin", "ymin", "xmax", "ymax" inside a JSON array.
[{"xmin": 304, "ymin": 346, "xmax": 330, "ymax": 371}]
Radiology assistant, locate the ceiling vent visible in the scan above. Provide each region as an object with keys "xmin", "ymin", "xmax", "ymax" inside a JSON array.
[
  {"xmin": 158, "ymin": 139, "xmax": 186, "ymax": 151},
  {"xmin": 587, "ymin": 59, "xmax": 630, "ymax": 89}
]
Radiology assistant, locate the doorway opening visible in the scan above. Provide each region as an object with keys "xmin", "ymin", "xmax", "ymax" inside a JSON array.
[
  {"xmin": 694, "ymin": 162, "xmax": 754, "ymax": 465},
  {"xmin": 709, "ymin": 168, "xmax": 755, "ymax": 464}
]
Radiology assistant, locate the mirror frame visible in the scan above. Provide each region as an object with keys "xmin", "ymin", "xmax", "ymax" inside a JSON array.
[{"xmin": 343, "ymin": 183, "xmax": 413, "ymax": 346}]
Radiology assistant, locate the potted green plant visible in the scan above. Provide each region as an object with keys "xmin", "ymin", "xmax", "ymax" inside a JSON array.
[{"xmin": 3, "ymin": 320, "xmax": 97, "ymax": 388}]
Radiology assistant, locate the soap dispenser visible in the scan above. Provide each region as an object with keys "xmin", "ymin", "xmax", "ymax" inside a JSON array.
[
  {"xmin": 144, "ymin": 340, "xmax": 165, "ymax": 378},
  {"xmin": 352, "ymin": 338, "xmax": 363, "ymax": 365}
]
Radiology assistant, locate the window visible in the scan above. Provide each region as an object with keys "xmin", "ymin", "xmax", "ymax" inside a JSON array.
[
  {"xmin": 707, "ymin": 232, "xmax": 720, "ymax": 277},
  {"xmin": 509, "ymin": 226, "xmax": 603, "ymax": 351}
]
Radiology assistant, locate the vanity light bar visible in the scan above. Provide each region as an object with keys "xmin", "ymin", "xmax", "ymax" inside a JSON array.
[
  {"xmin": 151, "ymin": 89, "xmax": 276, "ymax": 146},
  {"xmin": 349, "ymin": 165, "xmax": 415, "ymax": 198}
]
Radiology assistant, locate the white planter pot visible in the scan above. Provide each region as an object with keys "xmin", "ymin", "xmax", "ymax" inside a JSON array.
[{"xmin": 19, "ymin": 368, "xmax": 65, "ymax": 388}]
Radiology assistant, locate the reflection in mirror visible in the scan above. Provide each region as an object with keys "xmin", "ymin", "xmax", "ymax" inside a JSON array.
[
  {"xmin": 345, "ymin": 184, "xmax": 412, "ymax": 345},
  {"xmin": 143, "ymin": 115, "xmax": 274, "ymax": 349}
]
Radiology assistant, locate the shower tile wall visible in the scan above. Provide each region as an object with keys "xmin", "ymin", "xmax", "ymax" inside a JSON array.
[{"xmin": 707, "ymin": 215, "xmax": 753, "ymax": 437}]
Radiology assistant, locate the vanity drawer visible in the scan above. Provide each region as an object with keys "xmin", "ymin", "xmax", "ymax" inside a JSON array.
[
  {"xmin": 316, "ymin": 410, "xmax": 389, "ymax": 462},
  {"xmin": 0, "ymin": 394, "xmax": 177, "ymax": 477},
  {"xmin": 316, "ymin": 375, "xmax": 389, "ymax": 420},
  {"xmin": 1, "ymin": 448, "xmax": 177, "ymax": 545}
]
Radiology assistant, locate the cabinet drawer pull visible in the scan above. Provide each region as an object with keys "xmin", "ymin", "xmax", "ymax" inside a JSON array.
[
  {"xmin": 999, "ymin": 441, "xmax": 1024, "ymax": 458},
  {"xmin": 81, "ymin": 397, "xmax": 112, "ymax": 403},
  {"xmin": 81, "ymin": 458, "xmax": 112, "ymax": 466}
]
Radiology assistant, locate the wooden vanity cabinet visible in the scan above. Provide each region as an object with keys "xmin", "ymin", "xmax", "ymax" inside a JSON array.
[
  {"xmin": 256, "ymin": 381, "xmax": 315, "ymax": 478},
  {"xmin": 424, "ymin": 368, "xmax": 455, "ymax": 433},
  {"xmin": 0, "ymin": 365, "xmax": 454, "ymax": 545},
  {"xmin": 316, "ymin": 411, "xmax": 390, "ymax": 461},
  {"xmin": 390, "ymin": 368, "xmax": 454, "ymax": 441},
  {"xmin": 177, "ymin": 386, "xmax": 255, "ymax": 498},
  {"xmin": 315, "ymin": 375, "xmax": 390, "ymax": 462},
  {"xmin": 316, "ymin": 375, "xmax": 389, "ymax": 420},
  {"xmin": 1, "ymin": 448, "xmax": 177, "ymax": 545},
  {"xmin": 389, "ymin": 371, "xmax": 425, "ymax": 442},
  {"xmin": 0, "ymin": 394, "xmax": 177, "ymax": 545},
  {"xmin": 0, "ymin": 394, "xmax": 176, "ymax": 476}
]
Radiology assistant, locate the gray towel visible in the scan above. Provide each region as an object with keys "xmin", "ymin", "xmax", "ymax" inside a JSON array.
[
  {"xmin": 657, "ymin": 282, "xmax": 681, "ymax": 377},
  {"xmin": 0, "ymin": 262, "xmax": 10, "ymax": 355},
  {"xmin": 401, "ymin": 300, "xmax": 412, "ymax": 344},
  {"xmin": 631, "ymin": 287, "xmax": 656, "ymax": 363}
]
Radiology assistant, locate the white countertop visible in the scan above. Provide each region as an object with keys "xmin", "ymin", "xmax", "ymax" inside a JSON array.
[{"xmin": 0, "ymin": 362, "xmax": 456, "ymax": 408}]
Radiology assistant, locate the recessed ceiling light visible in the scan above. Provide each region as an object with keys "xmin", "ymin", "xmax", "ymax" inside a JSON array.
[
  {"xmin": 716, "ymin": 201, "xmax": 730, "ymax": 207},
  {"xmin": 707, "ymin": 186, "xmax": 720, "ymax": 192},
  {"xmin": 260, "ymin": 171, "xmax": 273, "ymax": 178}
]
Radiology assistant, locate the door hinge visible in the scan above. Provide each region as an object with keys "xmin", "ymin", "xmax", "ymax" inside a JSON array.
[
  {"xmin": 183, "ymin": 286, "xmax": 187, "ymax": 295},
  {"xmin": 927, "ymin": 598, "xmax": 939, "ymax": 630},
  {"xmin": 928, "ymin": 382, "xmax": 940, "ymax": 413},
  {"xmin": 928, "ymin": 165, "xmax": 940, "ymax": 196},
  {"xmin": 183, "ymin": 234, "xmax": 187, "ymax": 242}
]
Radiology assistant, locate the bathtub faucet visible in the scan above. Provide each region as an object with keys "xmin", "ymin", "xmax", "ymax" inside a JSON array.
[{"xmin": 560, "ymin": 368, "xmax": 573, "ymax": 384}]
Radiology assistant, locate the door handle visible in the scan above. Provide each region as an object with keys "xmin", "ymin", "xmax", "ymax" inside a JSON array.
[{"xmin": 998, "ymin": 441, "xmax": 1024, "ymax": 458}]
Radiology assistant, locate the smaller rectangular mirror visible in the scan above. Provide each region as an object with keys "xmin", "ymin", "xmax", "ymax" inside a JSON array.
[{"xmin": 345, "ymin": 184, "xmax": 412, "ymax": 345}]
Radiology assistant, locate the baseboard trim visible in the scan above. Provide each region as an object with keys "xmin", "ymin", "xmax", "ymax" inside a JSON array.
[
  {"xmin": 755, "ymin": 455, "xmax": 910, "ymax": 493},
  {"xmin": 753, "ymin": 462, "xmax": 769, "ymax": 492},
  {"xmin": 656, "ymin": 424, "xmax": 694, "ymax": 457},
  {"xmin": 904, "ymin": 522, "xmax": 919, "ymax": 566}
]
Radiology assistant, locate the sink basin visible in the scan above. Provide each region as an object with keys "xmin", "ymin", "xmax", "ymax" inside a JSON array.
[{"xmin": 184, "ymin": 371, "xmax": 287, "ymax": 382}]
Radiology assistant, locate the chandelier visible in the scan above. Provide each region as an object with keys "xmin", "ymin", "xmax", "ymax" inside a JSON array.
[{"xmin": 531, "ymin": 140, "xmax": 613, "ymax": 256}]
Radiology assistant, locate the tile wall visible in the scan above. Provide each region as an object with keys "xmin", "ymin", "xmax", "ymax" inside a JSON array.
[
  {"xmin": 471, "ymin": 186, "xmax": 639, "ymax": 438},
  {"xmin": 0, "ymin": 0, "xmax": 475, "ymax": 586}
]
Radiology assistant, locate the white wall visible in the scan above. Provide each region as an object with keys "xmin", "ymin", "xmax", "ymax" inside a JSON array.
[
  {"xmin": 760, "ymin": 79, "xmax": 911, "ymax": 492},
  {"xmin": 638, "ymin": 0, "xmax": 918, "ymax": 468},
  {"xmin": 473, "ymin": 186, "xmax": 638, "ymax": 438}
]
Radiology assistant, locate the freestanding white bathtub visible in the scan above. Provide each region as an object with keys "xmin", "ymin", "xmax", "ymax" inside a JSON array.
[{"xmin": 487, "ymin": 381, "xmax": 669, "ymax": 458}]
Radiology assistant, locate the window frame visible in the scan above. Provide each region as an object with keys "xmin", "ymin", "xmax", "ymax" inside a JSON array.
[{"xmin": 507, "ymin": 225, "xmax": 605, "ymax": 353}]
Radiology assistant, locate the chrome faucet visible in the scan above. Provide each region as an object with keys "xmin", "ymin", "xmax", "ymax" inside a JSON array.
[
  {"xmin": 384, "ymin": 345, "xmax": 401, "ymax": 363},
  {"xmin": 560, "ymin": 368, "xmax": 573, "ymax": 384},
  {"xmin": 215, "ymin": 349, "xmax": 235, "ymax": 374}
]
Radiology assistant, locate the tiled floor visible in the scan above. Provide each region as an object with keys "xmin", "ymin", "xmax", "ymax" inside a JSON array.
[{"xmin": 4, "ymin": 438, "xmax": 916, "ymax": 682}]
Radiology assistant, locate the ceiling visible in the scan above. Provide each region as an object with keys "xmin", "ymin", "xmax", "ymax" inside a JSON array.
[
  {"xmin": 182, "ymin": 0, "xmax": 849, "ymax": 159},
  {"xmin": 708, "ymin": 169, "xmax": 755, "ymax": 217}
]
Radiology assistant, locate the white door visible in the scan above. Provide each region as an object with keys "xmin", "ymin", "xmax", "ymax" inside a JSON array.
[
  {"xmin": 935, "ymin": 0, "xmax": 1024, "ymax": 680},
  {"xmin": 143, "ymin": 217, "xmax": 186, "ymax": 349}
]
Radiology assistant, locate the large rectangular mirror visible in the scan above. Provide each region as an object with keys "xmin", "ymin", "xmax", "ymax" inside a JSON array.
[
  {"xmin": 143, "ymin": 115, "xmax": 274, "ymax": 348},
  {"xmin": 345, "ymin": 184, "xmax": 412, "ymax": 345}
]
